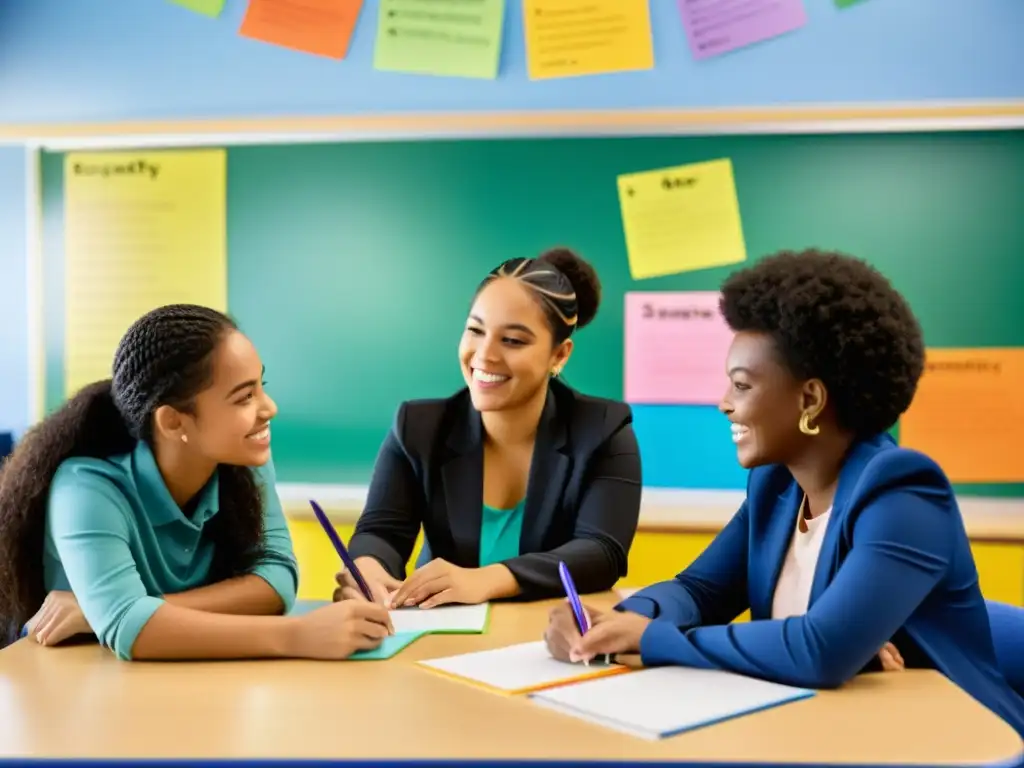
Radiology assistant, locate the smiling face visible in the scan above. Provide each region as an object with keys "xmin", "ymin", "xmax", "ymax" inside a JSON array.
[
  {"xmin": 167, "ymin": 330, "xmax": 278, "ymax": 466},
  {"xmin": 720, "ymin": 331, "xmax": 822, "ymax": 469},
  {"xmin": 459, "ymin": 277, "xmax": 571, "ymax": 413}
]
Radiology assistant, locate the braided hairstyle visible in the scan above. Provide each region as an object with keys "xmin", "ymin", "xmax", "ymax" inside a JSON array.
[
  {"xmin": 0, "ymin": 304, "xmax": 267, "ymax": 644},
  {"xmin": 478, "ymin": 247, "xmax": 603, "ymax": 345}
]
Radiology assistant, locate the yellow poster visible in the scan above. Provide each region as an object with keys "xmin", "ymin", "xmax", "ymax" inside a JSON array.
[
  {"xmin": 617, "ymin": 157, "xmax": 748, "ymax": 280},
  {"xmin": 899, "ymin": 347, "xmax": 1024, "ymax": 483},
  {"xmin": 63, "ymin": 149, "xmax": 227, "ymax": 397},
  {"xmin": 523, "ymin": 0, "xmax": 654, "ymax": 80}
]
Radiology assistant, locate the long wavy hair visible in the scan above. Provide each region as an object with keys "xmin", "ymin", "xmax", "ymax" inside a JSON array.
[{"xmin": 0, "ymin": 305, "xmax": 268, "ymax": 644}]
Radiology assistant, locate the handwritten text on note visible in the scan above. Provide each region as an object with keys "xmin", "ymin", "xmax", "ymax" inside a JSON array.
[
  {"xmin": 899, "ymin": 348, "xmax": 1024, "ymax": 483},
  {"xmin": 677, "ymin": 0, "xmax": 807, "ymax": 61},
  {"xmin": 240, "ymin": 0, "xmax": 365, "ymax": 59},
  {"xmin": 374, "ymin": 0, "xmax": 506, "ymax": 79},
  {"xmin": 523, "ymin": 0, "xmax": 654, "ymax": 80},
  {"xmin": 624, "ymin": 292, "xmax": 734, "ymax": 405},
  {"xmin": 617, "ymin": 157, "xmax": 747, "ymax": 280}
]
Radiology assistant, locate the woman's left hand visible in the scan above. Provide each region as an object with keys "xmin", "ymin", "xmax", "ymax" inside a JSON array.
[
  {"xmin": 390, "ymin": 559, "xmax": 489, "ymax": 609},
  {"xmin": 25, "ymin": 591, "xmax": 91, "ymax": 646},
  {"xmin": 574, "ymin": 611, "xmax": 652, "ymax": 662}
]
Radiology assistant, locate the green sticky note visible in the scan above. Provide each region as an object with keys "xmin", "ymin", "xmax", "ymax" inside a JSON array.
[
  {"xmin": 373, "ymin": 0, "xmax": 506, "ymax": 79},
  {"xmin": 350, "ymin": 631, "xmax": 426, "ymax": 660},
  {"xmin": 168, "ymin": 0, "xmax": 226, "ymax": 17}
]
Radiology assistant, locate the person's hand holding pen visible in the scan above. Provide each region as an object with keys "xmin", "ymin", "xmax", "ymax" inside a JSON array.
[
  {"xmin": 334, "ymin": 556, "xmax": 402, "ymax": 608},
  {"xmin": 544, "ymin": 599, "xmax": 603, "ymax": 663},
  {"xmin": 571, "ymin": 611, "xmax": 651, "ymax": 663}
]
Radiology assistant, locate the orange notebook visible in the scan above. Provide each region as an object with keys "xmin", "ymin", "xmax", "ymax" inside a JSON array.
[{"xmin": 417, "ymin": 641, "xmax": 630, "ymax": 696}]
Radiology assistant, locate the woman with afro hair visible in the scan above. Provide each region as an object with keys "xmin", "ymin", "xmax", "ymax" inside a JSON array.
[
  {"xmin": 0, "ymin": 304, "xmax": 391, "ymax": 661},
  {"xmin": 545, "ymin": 249, "xmax": 1024, "ymax": 736}
]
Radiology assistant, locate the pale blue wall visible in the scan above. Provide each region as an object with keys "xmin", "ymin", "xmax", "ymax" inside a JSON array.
[
  {"xmin": 0, "ymin": 147, "xmax": 28, "ymax": 438},
  {"xmin": 0, "ymin": 0, "xmax": 1021, "ymax": 124},
  {"xmin": 0, "ymin": 0, "xmax": 1020, "ymax": 435}
]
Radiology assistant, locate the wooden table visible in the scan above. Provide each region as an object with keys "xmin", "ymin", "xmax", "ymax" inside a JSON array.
[{"xmin": 0, "ymin": 596, "xmax": 1020, "ymax": 765}]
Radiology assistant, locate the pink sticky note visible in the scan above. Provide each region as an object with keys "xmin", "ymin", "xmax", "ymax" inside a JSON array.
[
  {"xmin": 678, "ymin": 0, "xmax": 807, "ymax": 61},
  {"xmin": 624, "ymin": 291, "xmax": 733, "ymax": 405}
]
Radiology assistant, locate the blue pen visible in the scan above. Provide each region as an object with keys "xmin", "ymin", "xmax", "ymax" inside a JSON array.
[
  {"xmin": 558, "ymin": 561, "xmax": 610, "ymax": 665},
  {"xmin": 309, "ymin": 499, "xmax": 374, "ymax": 603}
]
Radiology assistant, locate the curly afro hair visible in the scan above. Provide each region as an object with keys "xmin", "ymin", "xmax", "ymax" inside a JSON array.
[{"xmin": 719, "ymin": 248, "xmax": 925, "ymax": 437}]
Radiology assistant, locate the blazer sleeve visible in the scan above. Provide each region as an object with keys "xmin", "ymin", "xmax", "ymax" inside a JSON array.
[
  {"xmin": 347, "ymin": 403, "xmax": 424, "ymax": 579},
  {"xmin": 617, "ymin": 501, "xmax": 750, "ymax": 628},
  {"xmin": 500, "ymin": 420, "xmax": 641, "ymax": 599},
  {"xmin": 636, "ymin": 486, "xmax": 955, "ymax": 689}
]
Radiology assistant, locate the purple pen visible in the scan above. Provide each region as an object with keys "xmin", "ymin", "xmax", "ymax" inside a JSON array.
[
  {"xmin": 559, "ymin": 561, "xmax": 589, "ymax": 633},
  {"xmin": 309, "ymin": 499, "xmax": 373, "ymax": 603}
]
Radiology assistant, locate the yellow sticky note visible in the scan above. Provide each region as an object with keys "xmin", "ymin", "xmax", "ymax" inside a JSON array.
[
  {"xmin": 899, "ymin": 348, "xmax": 1024, "ymax": 483},
  {"xmin": 617, "ymin": 158, "xmax": 748, "ymax": 280},
  {"xmin": 63, "ymin": 150, "xmax": 227, "ymax": 398},
  {"xmin": 523, "ymin": 0, "xmax": 654, "ymax": 80}
]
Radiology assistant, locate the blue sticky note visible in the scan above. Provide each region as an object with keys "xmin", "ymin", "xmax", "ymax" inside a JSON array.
[
  {"xmin": 350, "ymin": 631, "xmax": 426, "ymax": 660},
  {"xmin": 287, "ymin": 600, "xmax": 425, "ymax": 660},
  {"xmin": 631, "ymin": 404, "xmax": 749, "ymax": 490}
]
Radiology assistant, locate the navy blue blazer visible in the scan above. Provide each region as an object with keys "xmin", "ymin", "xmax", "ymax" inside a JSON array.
[
  {"xmin": 619, "ymin": 433, "xmax": 1024, "ymax": 737},
  {"xmin": 348, "ymin": 378, "xmax": 642, "ymax": 599}
]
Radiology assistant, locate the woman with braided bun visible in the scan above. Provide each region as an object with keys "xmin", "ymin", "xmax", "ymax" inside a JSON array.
[
  {"xmin": 337, "ymin": 247, "xmax": 642, "ymax": 609},
  {"xmin": 0, "ymin": 304, "xmax": 392, "ymax": 661}
]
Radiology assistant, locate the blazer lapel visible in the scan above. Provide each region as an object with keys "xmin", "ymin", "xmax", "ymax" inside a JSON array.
[
  {"xmin": 520, "ymin": 386, "xmax": 571, "ymax": 555},
  {"xmin": 750, "ymin": 481, "xmax": 802, "ymax": 618},
  {"xmin": 441, "ymin": 396, "xmax": 484, "ymax": 565},
  {"xmin": 807, "ymin": 437, "xmax": 883, "ymax": 606}
]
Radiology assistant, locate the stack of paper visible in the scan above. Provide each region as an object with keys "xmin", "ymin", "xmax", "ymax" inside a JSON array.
[
  {"xmin": 529, "ymin": 667, "xmax": 815, "ymax": 739},
  {"xmin": 417, "ymin": 641, "xmax": 628, "ymax": 695}
]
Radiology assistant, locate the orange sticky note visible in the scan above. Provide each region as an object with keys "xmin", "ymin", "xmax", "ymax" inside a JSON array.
[
  {"xmin": 523, "ymin": 0, "xmax": 654, "ymax": 80},
  {"xmin": 899, "ymin": 348, "xmax": 1024, "ymax": 483},
  {"xmin": 240, "ymin": 0, "xmax": 364, "ymax": 59}
]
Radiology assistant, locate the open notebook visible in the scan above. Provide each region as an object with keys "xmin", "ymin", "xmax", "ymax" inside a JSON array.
[
  {"xmin": 529, "ymin": 666, "xmax": 815, "ymax": 739},
  {"xmin": 417, "ymin": 641, "xmax": 629, "ymax": 695}
]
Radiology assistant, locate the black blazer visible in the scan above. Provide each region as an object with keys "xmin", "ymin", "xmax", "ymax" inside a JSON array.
[{"xmin": 348, "ymin": 379, "xmax": 642, "ymax": 600}]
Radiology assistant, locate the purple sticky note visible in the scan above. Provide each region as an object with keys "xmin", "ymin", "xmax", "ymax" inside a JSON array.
[{"xmin": 678, "ymin": 0, "xmax": 807, "ymax": 61}]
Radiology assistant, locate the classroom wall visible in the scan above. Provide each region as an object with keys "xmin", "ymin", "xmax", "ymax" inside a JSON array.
[
  {"xmin": 1, "ymin": 0, "xmax": 1022, "ymax": 438},
  {"xmin": 0, "ymin": 0, "xmax": 1022, "ymax": 126},
  {"xmin": 0, "ymin": 147, "xmax": 28, "ymax": 439}
]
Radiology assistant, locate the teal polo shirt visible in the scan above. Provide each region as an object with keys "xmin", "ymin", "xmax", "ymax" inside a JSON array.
[
  {"xmin": 43, "ymin": 440, "xmax": 299, "ymax": 660},
  {"xmin": 478, "ymin": 500, "xmax": 525, "ymax": 567}
]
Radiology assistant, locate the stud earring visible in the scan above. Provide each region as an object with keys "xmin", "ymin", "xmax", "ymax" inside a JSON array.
[
  {"xmin": 181, "ymin": 434, "xmax": 189, "ymax": 444},
  {"xmin": 798, "ymin": 412, "xmax": 820, "ymax": 436},
  {"xmin": 551, "ymin": 367, "xmax": 562, "ymax": 378}
]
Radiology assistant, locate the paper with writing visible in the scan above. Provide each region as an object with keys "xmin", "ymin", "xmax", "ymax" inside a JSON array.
[
  {"xmin": 678, "ymin": 0, "xmax": 807, "ymax": 61},
  {"xmin": 617, "ymin": 157, "xmax": 747, "ymax": 279},
  {"xmin": 899, "ymin": 348, "xmax": 1024, "ymax": 483},
  {"xmin": 240, "ymin": 0, "xmax": 365, "ymax": 59},
  {"xmin": 63, "ymin": 150, "xmax": 227, "ymax": 398},
  {"xmin": 374, "ymin": 0, "xmax": 505, "ymax": 78},
  {"xmin": 624, "ymin": 291, "xmax": 733, "ymax": 405},
  {"xmin": 523, "ymin": 0, "xmax": 654, "ymax": 80}
]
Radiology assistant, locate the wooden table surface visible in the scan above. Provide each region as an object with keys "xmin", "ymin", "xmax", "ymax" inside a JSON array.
[{"xmin": 0, "ymin": 595, "xmax": 1019, "ymax": 765}]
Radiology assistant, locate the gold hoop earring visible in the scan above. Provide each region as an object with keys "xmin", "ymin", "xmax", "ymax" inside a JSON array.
[{"xmin": 799, "ymin": 412, "xmax": 820, "ymax": 436}]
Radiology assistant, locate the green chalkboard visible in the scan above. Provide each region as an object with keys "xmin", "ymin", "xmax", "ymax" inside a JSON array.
[{"xmin": 40, "ymin": 130, "xmax": 1024, "ymax": 496}]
